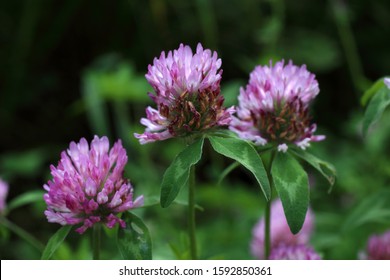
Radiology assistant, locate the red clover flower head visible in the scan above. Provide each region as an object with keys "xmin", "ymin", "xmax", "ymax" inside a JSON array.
[
  {"xmin": 269, "ymin": 244, "xmax": 321, "ymax": 260},
  {"xmin": 251, "ymin": 199, "xmax": 314, "ymax": 259},
  {"xmin": 0, "ymin": 178, "xmax": 9, "ymax": 213},
  {"xmin": 230, "ymin": 60, "xmax": 325, "ymax": 152},
  {"xmin": 134, "ymin": 43, "xmax": 235, "ymax": 144},
  {"xmin": 43, "ymin": 136, "xmax": 143, "ymax": 234}
]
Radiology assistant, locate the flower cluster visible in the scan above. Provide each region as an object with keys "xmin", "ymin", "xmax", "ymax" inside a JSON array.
[
  {"xmin": 363, "ymin": 230, "xmax": 390, "ymax": 260},
  {"xmin": 43, "ymin": 136, "xmax": 143, "ymax": 234},
  {"xmin": 0, "ymin": 178, "xmax": 9, "ymax": 213},
  {"xmin": 251, "ymin": 199, "xmax": 320, "ymax": 260},
  {"xmin": 38, "ymin": 43, "xmax": 329, "ymax": 260},
  {"xmin": 134, "ymin": 43, "xmax": 234, "ymax": 144},
  {"xmin": 230, "ymin": 60, "xmax": 324, "ymax": 152}
]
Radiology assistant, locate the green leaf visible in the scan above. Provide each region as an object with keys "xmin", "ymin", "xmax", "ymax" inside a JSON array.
[
  {"xmin": 41, "ymin": 225, "xmax": 72, "ymax": 260},
  {"xmin": 117, "ymin": 212, "xmax": 152, "ymax": 260},
  {"xmin": 208, "ymin": 129, "xmax": 240, "ymax": 139},
  {"xmin": 271, "ymin": 152, "xmax": 309, "ymax": 234},
  {"xmin": 361, "ymin": 78, "xmax": 385, "ymax": 106},
  {"xmin": 290, "ymin": 149, "xmax": 336, "ymax": 189},
  {"xmin": 362, "ymin": 85, "xmax": 390, "ymax": 136},
  {"xmin": 160, "ymin": 137, "xmax": 204, "ymax": 208},
  {"xmin": 7, "ymin": 190, "xmax": 44, "ymax": 213},
  {"xmin": 208, "ymin": 136, "xmax": 270, "ymax": 200}
]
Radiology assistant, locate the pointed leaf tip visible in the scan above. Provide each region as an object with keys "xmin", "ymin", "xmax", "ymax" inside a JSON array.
[
  {"xmin": 290, "ymin": 148, "xmax": 336, "ymax": 190},
  {"xmin": 41, "ymin": 225, "xmax": 72, "ymax": 260},
  {"xmin": 362, "ymin": 86, "xmax": 390, "ymax": 136},
  {"xmin": 272, "ymin": 152, "xmax": 309, "ymax": 234},
  {"xmin": 208, "ymin": 136, "xmax": 271, "ymax": 201}
]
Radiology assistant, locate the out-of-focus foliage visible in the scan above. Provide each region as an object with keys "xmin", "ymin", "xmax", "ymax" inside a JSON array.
[
  {"xmin": 1, "ymin": 0, "xmax": 390, "ymax": 259},
  {"xmin": 362, "ymin": 79, "xmax": 390, "ymax": 135}
]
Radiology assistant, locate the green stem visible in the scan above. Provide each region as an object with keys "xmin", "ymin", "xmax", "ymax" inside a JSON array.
[
  {"xmin": 188, "ymin": 165, "xmax": 197, "ymax": 260},
  {"xmin": 264, "ymin": 197, "xmax": 271, "ymax": 259},
  {"xmin": 92, "ymin": 223, "xmax": 101, "ymax": 260},
  {"xmin": 0, "ymin": 216, "xmax": 45, "ymax": 252},
  {"xmin": 264, "ymin": 150, "xmax": 276, "ymax": 260}
]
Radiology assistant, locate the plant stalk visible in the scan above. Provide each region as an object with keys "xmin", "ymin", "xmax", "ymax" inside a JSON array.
[
  {"xmin": 188, "ymin": 165, "xmax": 197, "ymax": 260},
  {"xmin": 264, "ymin": 150, "xmax": 276, "ymax": 260},
  {"xmin": 92, "ymin": 223, "xmax": 101, "ymax": 260}
]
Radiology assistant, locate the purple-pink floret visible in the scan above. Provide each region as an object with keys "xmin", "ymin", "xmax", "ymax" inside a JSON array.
[
  {"xmin": 134, "ymin": 43, "xmax": 234, "ymax": 144},
  {"xmin": 230, "ymin": 60, "xmax": 324, "ymax": 151},
  {"xmin": 251, "ymin": 199, "xmax": 314, "ymax": 259},
  {"xmin": 0, "ymin": 178, "xmax": 9, "ymax": 213},
  {"xmin": 43, "ymin": 136, "xmax": 143, "ymax": 234},
  {"xmin": 269, "ymin": 244, "xmax": 321, "ymax": 260},
  {"xmin": 366, "ymin": 230, "xmax": 390, "ymax": 260}
]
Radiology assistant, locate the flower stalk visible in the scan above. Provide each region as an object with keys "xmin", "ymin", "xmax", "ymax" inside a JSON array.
[
  {"xmin": 188, "ymin": 165, "xmax": 197, "ymax": 259},
  {"xmin": 251, "ymin": 195, "xmax": 315, "ymax": 259},
  {"xmin": 263, "ymin": 150, "xmax": 275, "ymax": 260},
  {"xmin": 92, "ymin": 223, "xmax": 101, "ymax": 260},
  {"xmin": 133, "ymin": 43, "xmax": 236, "ymax": 259}
]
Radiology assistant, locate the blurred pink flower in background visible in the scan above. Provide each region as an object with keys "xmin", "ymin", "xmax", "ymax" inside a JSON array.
[
  {"xmin": 251, "ymin": 199, "xmax": 315, "ymax": 259},
  {"xmin": 269, "ymin": 244, "xmax": 321, "ymax": 260},
  {"xmin": 364, "ymin": 230, "xmax": 390, "ymax": 260},
  {"xmin": 0, "ymin": 178, "xmax": 9, "ymax": 213}
]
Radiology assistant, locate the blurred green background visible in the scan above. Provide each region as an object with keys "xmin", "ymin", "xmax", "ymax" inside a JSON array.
[{"xmin": 1, "ymin": 0, "xmax": 390, "ymax": 259}]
